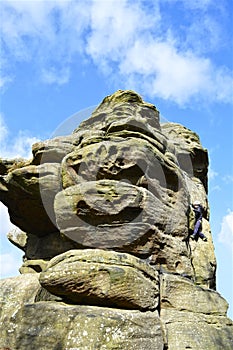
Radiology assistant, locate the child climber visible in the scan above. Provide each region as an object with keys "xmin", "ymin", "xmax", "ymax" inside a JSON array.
[{"xmin": 190, "ymin": 200, "xmax": 208, "ymax": 241}]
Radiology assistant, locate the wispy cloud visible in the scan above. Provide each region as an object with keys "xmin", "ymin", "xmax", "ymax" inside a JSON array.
[
  {"xmin": 41, "ymin": 66, "xmax": 70, "ymax": 85},
  {"xmin": 0, "ymin": 114, "xmax": 8, "ymax": 143},
  {"xmin": 223, "ymin": 175, "xmax": 233, "ymax": 184},
  {"xmin": 86, "ymin": 0, "xmax": 232, "ymax": 105},
  {"xmin": 0, "ymin": 113, "xmax": 39, "ymax": 159},
  {"xmin": 218, "ymin": 210, "xmax": 233, "ymax": 250},
  {"xmin": 208, "ymin": 156, "xmax": 219, "ymax": 189},
  {"xmin": 0, "ymin": 0, "xmax": 232, "ymax": 105},
  {"xmin": 0, "ymin": 251, "xmax": 22, "ymax": 278},
  {"xmin": 0, "ymin": 203, "xmax": 22, "ymax": 278},
  {"xmin": 209, "ymin": 185, "xmax": 221, "ymax": 193},
  {"xmin": 0, "ymin": 0, "xmax": 90, "ymax": 87},
  {"xmin": 208, "ymin": 164, "xmax": 219, "ymax": 181},
  {"xmin": 117, "ymin": 40, "xmax": 232, "ymax": 104}
]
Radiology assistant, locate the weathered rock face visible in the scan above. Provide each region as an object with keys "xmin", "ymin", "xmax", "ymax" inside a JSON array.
[
  {"xmin": 162, "ymin": 123, "xmax": 209, "ymax": 189},
  {"xmin": 0, "ymin": 90, "xmax": 232, "ymax": 349},
  {"xmin": 39, "ymin": 249, "xmax": 159, "ymax": 311}
]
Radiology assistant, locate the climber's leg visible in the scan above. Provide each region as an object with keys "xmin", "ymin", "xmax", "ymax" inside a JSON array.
[
  {"xmin": 199, "ymin": 232, "xmax": 208, "ymax": 241},
  {"xmin": 190, "ymin": 220, "xmax": 201, "ymax": 239}
]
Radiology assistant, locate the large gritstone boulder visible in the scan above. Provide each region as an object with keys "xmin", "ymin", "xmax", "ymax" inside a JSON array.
[{"xmin": 0, "ymin": 90, "xmax": 232, "ymax": 349}]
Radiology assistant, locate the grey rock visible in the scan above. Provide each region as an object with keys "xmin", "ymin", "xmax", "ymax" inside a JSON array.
[
  {"xmin": 39, "ymin": 249, "xmax": 159, "ymax": 310},
  {"xmin": 0, "ymin": 90, "xmax": 232, "ymax": 349}
]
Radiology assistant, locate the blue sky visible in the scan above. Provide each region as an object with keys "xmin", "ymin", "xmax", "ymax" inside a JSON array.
[{"xmin": 0, "ymin": 0, "xmax": 232, "ymax": 317}]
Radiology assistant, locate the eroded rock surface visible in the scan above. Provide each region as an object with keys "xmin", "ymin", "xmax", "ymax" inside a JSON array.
[
  {"xmin": 0, "ymin": 90, "xmax": 232, "ymax": 349},
  {"xmin": 39, "ymin": 250, "xmax": 159, "ymax": 310}
]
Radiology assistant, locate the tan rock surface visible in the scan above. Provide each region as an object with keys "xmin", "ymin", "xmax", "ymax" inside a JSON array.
[
  {"xmin": 0, "ymin": 90, "xmax": 232, "ymax": 349},
  {"xmin": 39, "ymin": 249, "xmax": 159, "ymax": 310},
  {"xmin": 160, "ymin": 273, "xmax": 228, "ymax": 315},
  {"xmin": 161, "ymin": 309, "xmax": 233, "ymax": 350},
  {"xmin": 8, "ymin": 302, "xmax": 164, "ymax": 350},
  {"xmin": 0, "ymin": 274, "xmax": 41, "ymax": 350}
]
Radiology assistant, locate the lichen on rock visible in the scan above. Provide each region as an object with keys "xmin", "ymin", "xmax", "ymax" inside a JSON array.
[{"xmin": 0, "ymin": 90, "xmax": 232, "ymax": 349}]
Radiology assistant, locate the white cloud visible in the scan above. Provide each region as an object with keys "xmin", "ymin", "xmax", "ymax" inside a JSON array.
[
  {"xmin": 0, "ymin": 0, "xmax": 232, "ymax": 105},
  {"xmin": 218, "ymin": 211, "xmax": 233, "ymax": 250},
  {"xmin": 184, "ymin": 14, "xmax": 222, "ymax": 54},
  {"xmin": 0, "ymin": 114, "xmax": 8, "ymax": 143},
  {"xmin": 0, "ymin": 203, "xmax": 15, "ymax": 235},
  {"xmin": 118, "ymin": 40, "xmax": 223, "ymax": 104},
  {"xmin": 85, "ymin": 1, "xmax": 233, "ymax": 105},
  {"xmin": 87, "ymin": 0, "xmax": 157, "ymax": 61},
  {"xmin": 209, "ymin": 185, "xmax": 221, "ymax": 193},
  {"xmin": 208, "ymin": 164, "xmax": 218, "ymax": 181},
  {"xmin": 41, "ymin": 66, "xmax": 70, "ymax": 85},
  {"xmin": 0, "ymin": 203, "xmax": 22, "ymax": 279},
  {"xmin": 0, "ymin": 71, "xmax": 13, "ymax": 90},
  {"xmin": 223, "ymin": 175, "xmax": 233, "ymax": 184},
  {"xmin": 0, "ymin": 113, "xmax": 39, "ymax": 159},
  {"xmin": 0, "ymin": 252, "xmax": 22, "ymax": 278},
  {"xmin": 0, "ymin": 0, "xmax": 90, "ymax": 86}
]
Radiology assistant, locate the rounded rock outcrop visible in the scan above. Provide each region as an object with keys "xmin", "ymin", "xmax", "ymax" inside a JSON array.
[{"xmin": 0, "ymin": 90, "xmax": 232, "ymax": 350}]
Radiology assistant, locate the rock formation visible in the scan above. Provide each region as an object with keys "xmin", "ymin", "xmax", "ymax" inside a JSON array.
[{"xmin": 0, "ymin": 90, "xmax": 232, "ymax": 349}]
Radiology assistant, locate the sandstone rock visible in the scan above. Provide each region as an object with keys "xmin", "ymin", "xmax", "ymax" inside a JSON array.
[
  {"xmin": 61, "ymin": 137, "xmax": 170, "ymax": 191},
  {"xmin": 31, "ymin": 134, "xmax": 80, "ymax": 165},
  {"xmin": 0, "ymin": 163, "xmax": 61, "ymax": 235},
  {"xmin": 0, "ymin": 90, "xmax": 193, "ymax": 278},
  {"xmin": 186, "ymin": 175, "xmax": 209, "ymax": 218},
  {"xmin": 7, "ymin": 228, "xmax": 79, "ymax": 261},
  {"xmin": 54, "ymin": 180, "xmax": 166, "ymax": 248},
  {"xmin": 160, "ymin": 274, "xmax": 233, "ymax": 349},
  {"xmin": 54, "ymin": 91, "xmax": 194, "ymax": 277},
  {"xmin": 190, "ymin": 218, "xmax": 217, "ymax": 289},
  {"xmin": 0, "ymin": 90, "xmax": 231, "ymax": 349},
  {"xmin": 19, "ymin": 259, "xmax": 48, "ymax": 273},
  {"xmin": 24, "ymin": 231, "xmax": 78, "ymax": 260},
  {"xmin": 74, "ymin": 89, "xmax": 162, "ymax": 134},
  {"xmin": 0, "ymin": 274, "xmax": 40, "ymax": 350},
  {"xmin": 7, "ymin": 227, "xmax": 27, "ymax": 251},
  {"xmin": 184, "ymin": 172, "xmax": 215, "ymax": 288},
  {"xmin": 160, "ymin": 273, "xmax": 228, "ymax": 315},
  {"xmin": 0, "ymin": 158, "xmax": 30, "ymax": 175},
  {"xmin": 161, "ymin": 309, "xmax": 233, "ymax": 350},
  {"xmin": 162, "ymin": 122, "xmax": 209, "ymax": 191},
  {"xmin": 5, "ymin": 302, "xmax": 164, "ymax": 350},
  {"xmin": 39, "ymin": 249, "xmax": 159, "ymax": 310}
]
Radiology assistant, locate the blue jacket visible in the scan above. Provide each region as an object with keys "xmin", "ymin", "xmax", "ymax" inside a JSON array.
[{"xmin": 192, "ymin": 204, "xmax": 203, "ymax": 222}]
